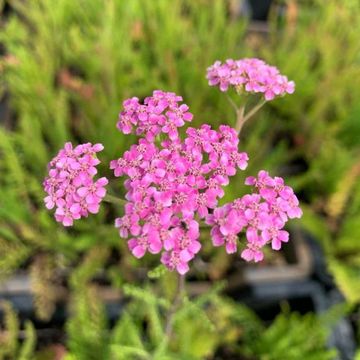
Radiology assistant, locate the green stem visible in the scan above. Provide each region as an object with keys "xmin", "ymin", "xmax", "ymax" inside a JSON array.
[
  {"xmin": 236, "ymin": 100, "xmax": 266, "ymax": 135},
  {"xmin": 164, "ymin": 274, "xmax": 186, "ymax": 340},
  {"xmin": 242, "ymin": 100, "xmax": 266, "ymax": 123},
  {"xmin": 226, "ymin": 93, "xmax": 238, "ymax": 114},
  {"xmin": 103, "ymin": 194, "xmax": 126, "ymax": 206},
  {"xmin": 235, "ymin": 105, "xmax": 246, "ymax": 134}
]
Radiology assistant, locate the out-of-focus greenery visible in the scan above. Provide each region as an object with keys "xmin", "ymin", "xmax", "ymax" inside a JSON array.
[
  {"xmin": 61, "ymin": 280, "xmax": 336, "ymax": 360},
  {"xmin": 0, "ymin": 301, "xmax": 36, "ymax": 360},
  {"xmin": 0, "ymin": 0, "xmax": 249, "ymax": 319},
  {"xmin": 260, "ymin": 0, "xmax": 360, "ymax": 305},
  {"xmin": 0, "ymin": 273, "xmax": 337, "ymax": 360},
  {"xmin": 1, "ymin": 0, "xmax": 360, "ymax": 356}
]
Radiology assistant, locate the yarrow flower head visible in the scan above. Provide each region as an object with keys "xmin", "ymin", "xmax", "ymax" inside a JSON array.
[
  {"xmin": 43, "ymin": 142, "xmax": 108, "ymax": 226},
  {"xmin": 44, "ymin": 78, "xmax": 302, "ymax": 276},
  {"xmin": 111, "ymin": 95, "xmax": 249, "ymax": 274},
  {"xmin": 116, "ymin": 90, "xmax": 193, "ymax": 142},
  {"xmin": 206, "ymin": 58, "xmax": 295, "ymax": 100},
  {"xmin": 206, "ymin": 170, "xmax": 302, "ymax": 263}
]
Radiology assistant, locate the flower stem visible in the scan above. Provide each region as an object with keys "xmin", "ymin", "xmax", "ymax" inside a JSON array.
[
  {"xmin": 235, "ymin": 104, "xmax": 246, "ymax": 134},
  {"xmin": 226, "ymin": 93, "xmax": 238, "ymax": 114},
  {"xmin": 103, "ymin": 194, "xmax": 127, "ymax": 206},
  {"xmin": 235, "ymin": 100, "xmax": 266, "ymax": 135},
  {"xmin": 164, "ymin": 274, "xmax": 186, "ymax": 340},
  {"xmin": 243, "ymin": 100, "xmax": 266, "ymax": 122}
]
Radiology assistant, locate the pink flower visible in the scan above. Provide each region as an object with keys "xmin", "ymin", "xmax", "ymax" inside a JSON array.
[
  {"xmin": 112, "ymin": 99, "xmax": 249, "ymax": 273},
  {"xmin": 77, "ymin": 177, "xmax": 108, "ymax": 205},
  {"xmin": 241, "ymin": 246, "xmax": 264, "ymax": 262},
  {"xmin": 128, "ymin": 231, "xmax": 162, "ymax": 259},
  {"xmin": 208, "ymin": 170, "xmax": 302, "ymax": 263},
  {"xmin": 45, "ymin": 81, "xmax": 303, "ymax": 276},
  {"xmin": 161, "ymin": 251, "xmax": 189, "ymax": 275},
  {"xmin": 110, "ymin": 89, "xmax": 302, "ymax": 272},
  {"xmin": 206, "ymin": 58, "xmax": 295, "ymax": 101},
  {"xmin": 43, "ymin": 142, "xmax": 108, "ymax": 226},
  {"xmin": 115, "ymin": 213, "xmax": 141, "ymax": 238},
  {"xmin": 116, "ymin": 90, "xmax": 194, "ymax": 141}
]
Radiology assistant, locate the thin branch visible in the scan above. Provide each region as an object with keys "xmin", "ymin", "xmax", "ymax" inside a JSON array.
[
  {"xmin": 103, "ymin": 194, "xmax": 126, "ymax": 206},
  {"xmin": 242, "ymin": 100, "xmax": 266, "ymax": 124},
  {"xmin": 236, "ymin": 100, "xmax": 266, "ymax": 135},
  {"xmin": 225, "ymin": 93, "xmax": 238, "ymax": 114},
  {"xmin": 235, "ymin": 104, "xmax": 246, "ymax": 134}
]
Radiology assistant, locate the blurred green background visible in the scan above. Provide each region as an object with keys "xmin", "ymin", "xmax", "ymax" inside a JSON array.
[{"xmin": 0, "ymin": 0, "xmax": 360, "ymax": 359}]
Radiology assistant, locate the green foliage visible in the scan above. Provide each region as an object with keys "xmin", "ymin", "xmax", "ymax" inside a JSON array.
[
  {"xmin": 0, "ymin": 0, "xmax": 249, "ymax": 319},
  {"xmin": 1, "ymin": 0, "xmax": 248, "ymax": 161},
  {"xmin": 62, "ymin": 280, "xmax": 337, "ymax": 360},
  {"xmin": 70, "ymin": 245, "xmax": 110, "ymax": 288},
  {"xmin": 257, "ymin": 0, "xmax": 360, "ymax": 210},
  {"xmin": 17, "ymin": 322, "xmax": 37, "ymax": 360},
  {"xmin": 123, "ymin": 283, "xmax": 169, "ymax": 308},
  {"xmin": 242, "ymin": 311, "xmax": 337, "ymax": 360},
  {"xmin": 0, "ymin": 301, "xmax": 36, "ymax": 360},
  {"xmin": 2, "ymin": 0, "xmax": 358, "ymax": 304},
  {"xmin": 147, "ymin": 264, "xmax": 168, "ymax": 280},
  {"xmin": 0, "ymin": 278, "xmax": 339, "ymax": 360},
  {"xmin": 64, "ymin": 277, "xmax": 229, "ymax": 359},
  {"xmin": 111, "ymin": 312, "xmax": 147, "ymax": 355},
  {"xmin": 1, "ymin": 0, "xmax": 360, "ymax": 356},
  {"xmin": 66, "ymin": 285, "xmax": 110, "ymax": 360},
  {"xmin": 30, "ymin": 254, "xmax": 60, "ymax": 321},
  {"xmin": 300, "ymin": 158, "xmax": 360, "ymax": 304},
  {"xmin": 255, "ymin": 0, "xmax": 360, "ymax": 310}
]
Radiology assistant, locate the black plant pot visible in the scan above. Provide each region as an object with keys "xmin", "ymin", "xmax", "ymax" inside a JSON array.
[{"xmin": 248, "ymin": 0, "xmax": 273, "ymax": 21}]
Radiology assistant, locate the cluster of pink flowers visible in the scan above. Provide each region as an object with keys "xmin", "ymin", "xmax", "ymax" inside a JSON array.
[
  {"xmin": 111, "ymin": 109, "xmax": 249, "ymax": 273},
  {"xmin": 206, "ymin": 58, "xmax": 295, "ymax": 100},
  {"xmin": 206, "ymin": 170, "xmax": 302, "ymax": 262},
  {"xmin": 44, "ymin": 58, "xmax": 301, "ymax": 275},
  {"xmin": 43, "ymin": 142, "xmax": 108, "ymax": 226},
  {"xmin": 116, "ymin": 90, "xmax": 193, "ymax": 141}
]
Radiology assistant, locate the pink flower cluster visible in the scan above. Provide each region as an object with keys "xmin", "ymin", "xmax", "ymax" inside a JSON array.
[
  {"xmin": 206, "ymin": 58, "xmax": 295, "ymax": 100},
  {"xmin": 116, "ymin": 90, "xmax": 193, "ymax": 141},
  {"xmin": 43, "ymin": 82, "xmax": 303, "ymax": 274},
  {"xmin": 206, "ymin": 170, "xmax": 302, "ymax": 262},
  {"xmin": 111, "ymin": 106, "xmax": 249, "ymax": 274},
  {"xmin": 43, "ymin": 142, "xmax": 108, "ymax": 226}
]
